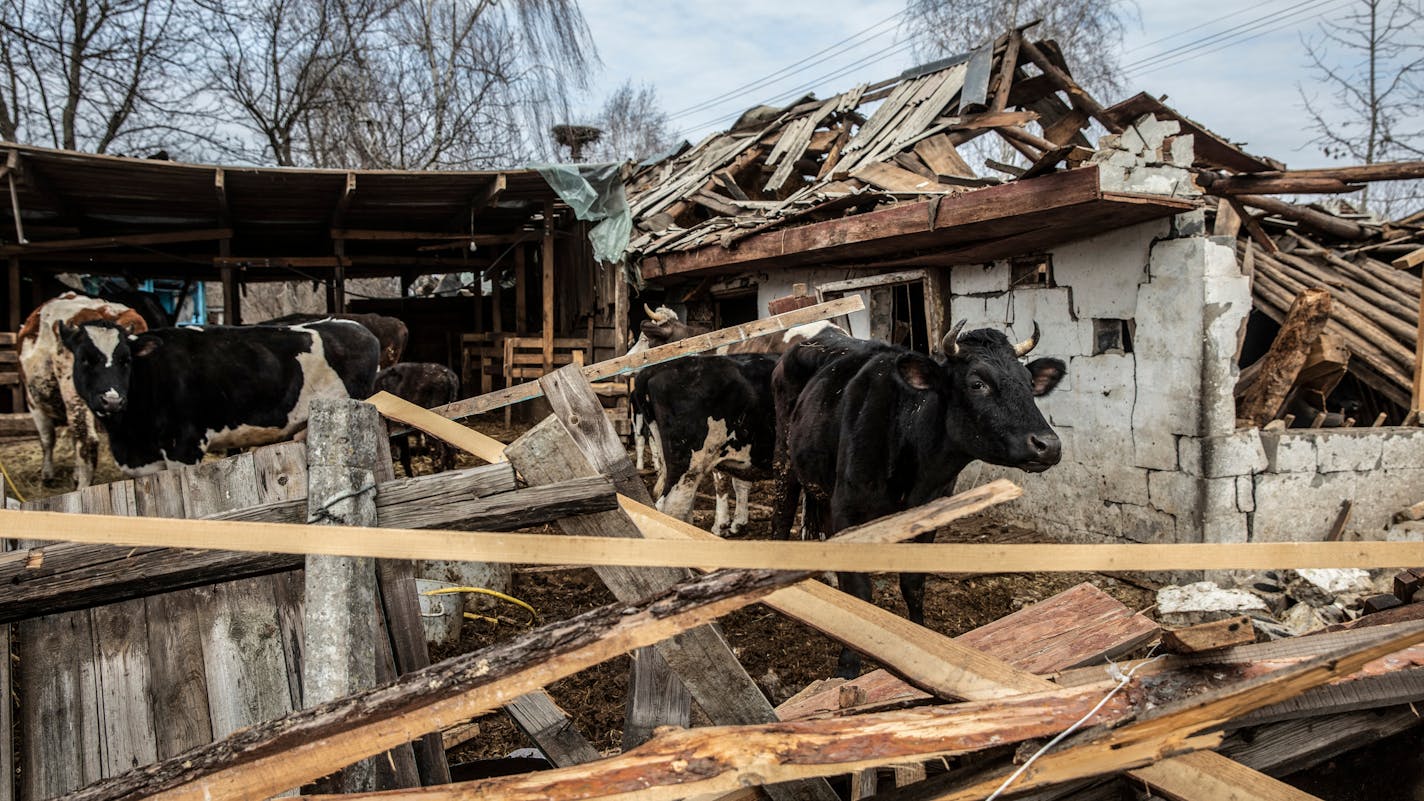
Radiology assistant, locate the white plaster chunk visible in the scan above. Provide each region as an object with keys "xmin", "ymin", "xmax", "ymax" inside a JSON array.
[
  {"xmin": 950, "ymin": 262, "xmax": 1010, "ymax": 295},
  {"xmin": 1380, "ymin": 429, "xmax": 1424, "ymax": 469},
  {"xmin": 1168, "ymin": 134, "xmax": 1195, "ymax": 167},
  {"xmin": 1260, "ymin": 432, "xmax": 1317, "ymax": 473},
  {"xmin": 1290, "ymin": 568, "xmax": 1373, "ymax": 601},
  {"xmin": 1157, "ymin": 581, "xmax": 1268, "ymax": 626},
  {"xmin": 1279, "ymin": 602, "xmax": 1329, "ymax": 636}
]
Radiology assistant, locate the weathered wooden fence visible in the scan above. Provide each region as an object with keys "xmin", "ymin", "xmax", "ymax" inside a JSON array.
[{"xmin": 16, "ymin": 443, "xmax": 311, "ymax": 798}]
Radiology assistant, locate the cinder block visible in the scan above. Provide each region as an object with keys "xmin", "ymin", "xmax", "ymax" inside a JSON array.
[
  {"xmin": 1251, "ymin": 471, "xmax": 1357, "ymax": 542},
  {"xmin": 1148, "ymin": 469, "xmax": 1197, "ymax": 517},
  {"xmin": 1199, "ymin": 430, "xmax": 1268, "ymax": 478},
  {"xmin": 1172, "ymin": 209, "xmax": 1207, "ymax": 238},
  {"xmin": 1167, "ymin": 134, "xmax": 1195, "ymax": 168},
  {"xmin": 1148, "ymin": 236, "xmax": 1207, "ymax": 281},
  {"xmin": 1053, "ymin": 220, "xmax": 1166, "ymax": 317},
  {"xmin": 1260, "ymin": 431, "xmax": 1317, "ymax": 473},
  {"xmin": 1379, "ymin": 429, "xmax": 1424, "ymax": 470},
  {"xmin": 1116, "ymin": 502, "xmax": 1178, "ymax": 543},
  {"xmin": 1315, "ymin": 430, "xmax": 1384, "ymax": 473},
  {"xmin": 1133, "ymin": 425, "xmax": 1179, "ymax": 470},
  {"xmin": 1098, "ymin": 464, "xmax": 1150, "ymax": 507},
  {"xmin": 950, "ymin": 261, "xmax": 1010, "ymax": 295}
]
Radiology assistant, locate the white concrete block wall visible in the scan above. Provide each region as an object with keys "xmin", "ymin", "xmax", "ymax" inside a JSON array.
[{"xmin": 757, "ymin": 268, "xmax": 871, "ymax": 338}]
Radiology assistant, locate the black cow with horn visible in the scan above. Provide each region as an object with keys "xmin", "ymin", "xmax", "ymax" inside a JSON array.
[{"xmin": 772, "ymin": 321, "xmax": 1065, "ymax": 677}]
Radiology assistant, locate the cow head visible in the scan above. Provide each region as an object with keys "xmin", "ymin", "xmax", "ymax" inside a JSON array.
[
  {"xmin": 57, "ymin": 321, "xmax": 158, "ymax": 417},
  {"xmin": 637, "ymin": 304, "xmax": 699, "ymax": 349},
  {"xmin": 900, "ymin": 321, "xmax": 1065, "ymax": 472}
]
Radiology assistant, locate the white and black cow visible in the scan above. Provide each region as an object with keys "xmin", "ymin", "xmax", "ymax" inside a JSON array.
[
  {"xmin": 773, "ymin": 321, "xmax": 1065, "ymax": 677},
  {"xmin": 631, "ymin": 307, "xmax": 840, "ymax": 535},
  {"xmin": 17, "ymin": 292, "xmax": 149, "ymax": 488},
  {"xmin": 59, "ymin": 319, "xmax": 379, "ymax": 475}
]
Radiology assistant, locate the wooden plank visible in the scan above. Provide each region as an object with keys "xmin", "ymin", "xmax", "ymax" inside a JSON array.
[
  {"xmin": 10, "ymin": 507, "xmax": 1424, "ymax": 574},
  {"xmin": 1128, "ymin": 751, "xmax": 1322, "ymax": 801},
  {"xmin": 134, "ymin": 471, "xmax": 215, "ymax": 760},
  {"xmin": 411, "ymin": 296, "xmax": 865, "ymax": 425},
  {"xmin": 1238, "ymin": 287, "xmax": 1333, "ymax": 425},
  {"xmin": 63, "ymin": 562, "xmax": 812, "ymax": 801},
  {"xmin": 0, "ymin": 227, "xmax": 232, "ymax": 256},
  {"xmin": 1161, "ymin": 616, "xmax": 1256, "ymax": 654},
  {"xmin": 1391, "ymin": 245, "xmax": 1424, "ymax": 270},
  {"xmin": 912, "ymin": 134, "xmax": 975, "ymax": 178},
  {"xmin": 18, "ymin": 490, "xmax": 103, "ymax": 798},
  {"xmin": 852, "ymin": 161, "xmax": 939, "ymax": 193},
  {"xmin": 819, "ymin": 269, "xmax": 928, "ymax": 294},
  {"xmin": 180, "ymin": 455, "xmax": 295, "ymax": 744},
  {"xmin": 504, "ymin": 691, "xmax": 604, "ymax": 767},
  {"xmin": 1017, "ymin": 38, "xmax": 1121, "ymax": 134},
  {"xmin": 990, "ymin": 30, "xmax": 1021, "ymax": 111},
  {"xmin": 530, "ymin": 367, "xmax": 696, "ymax": 752}
]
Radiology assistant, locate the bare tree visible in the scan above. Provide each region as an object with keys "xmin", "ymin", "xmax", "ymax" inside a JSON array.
[
  {"xmin": 0, "ymin": 0, "xmax": 197, "ymax": 153},
  {"xmin": 902, "ymin": 0, "xmax": 1134, "ymax": 98},
  {"xmin": 209, "ymin": 0, "xmax": 598, "ymax": 169},
  {"xmin": 581, "ymin": 80, "xmax": 678, "ymax": 164},
  {"xmin": 200, "ymin": 0, "xmax": 393, "ymax": 166},
  {"xmin": 1298, "ymin": 0, "xmax": 1424, "ymax": 217}
]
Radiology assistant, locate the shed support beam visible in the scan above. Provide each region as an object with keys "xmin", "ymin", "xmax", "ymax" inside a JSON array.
[{"xmin": 542, "ymin": 201, "xmax": 556, "ymax": 372}]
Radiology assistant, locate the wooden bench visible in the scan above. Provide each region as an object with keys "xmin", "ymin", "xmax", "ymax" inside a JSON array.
[{"xmin": 0, "ymin": 332, "xmax": 23, "ymax": 413}]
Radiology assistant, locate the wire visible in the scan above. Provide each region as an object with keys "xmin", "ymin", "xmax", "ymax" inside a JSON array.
[
  {"xmin": 666, "ymin": 11, "xmax": 907, "ymax": 122},
  {"xmin": 1121, "ymin": 0, "xmax": 1345, "ymax": 76},
  {"xmin": 0, "ymin": 453, "xmax": 25, "ymax": 504},
  {"xmin": 1128, "ymin": 1, "xmax": 1348, "ymax": 79},
  {"xmin": 1120, "ymin": 0, "xmax": 1297, "ymax": 55}
]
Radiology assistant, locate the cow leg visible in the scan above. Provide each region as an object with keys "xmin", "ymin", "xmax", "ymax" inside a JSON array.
[
  {"xmin": 633, "ymin": 411, "xmax": 646, "ymax": 470},
  {"xmin": 32, "ymin": 409, "xmax": 57, "ymax": 483},
  {"xmin": 710, "ymin": 472, "xmax": 730, "ymax": 536},
  {"xmin": 898, "ymin": 530, "xmax": 937, "ymax": 625},
  {"xmin": 729, "ymin": 477, "xmax": 752, "ymax": 536},
  {"xmin": 835, "ymin": 569, "xmax": 874, "ymax": 679},
  {"xmin": 397, "ymin": 433, "xmax": 414, "ymax": 477},
  {"xmin": 66, "ymin": 402, "xmax": 99, "ymax": 489}
]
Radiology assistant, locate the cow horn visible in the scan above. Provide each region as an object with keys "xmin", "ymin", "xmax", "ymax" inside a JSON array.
[
  {"xmin": 1012, "ymin": 322, "xmax": 1041, "ymax": 357},
  {"xmin": 643, "ymin": 303, "xmax": 658, "ymax": 320},
  {"xmin": 941, "ymin": 319, "xmax": 967, "ymax": 357}
]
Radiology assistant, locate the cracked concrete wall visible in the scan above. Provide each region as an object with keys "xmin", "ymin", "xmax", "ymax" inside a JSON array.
[{"xmin": 958, "ymin": 210, "xmax": 1256, "ymax": 546}]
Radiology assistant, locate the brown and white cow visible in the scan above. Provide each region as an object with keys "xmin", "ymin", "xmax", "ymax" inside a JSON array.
[{"xmin": 17, "ymin": 292, "xmax": 148, "ymax": 488}]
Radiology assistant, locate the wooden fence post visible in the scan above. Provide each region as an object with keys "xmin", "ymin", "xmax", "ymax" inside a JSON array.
[{"xmin": 304, "ymin": 398, "xmax": 382, "ymax": 792}]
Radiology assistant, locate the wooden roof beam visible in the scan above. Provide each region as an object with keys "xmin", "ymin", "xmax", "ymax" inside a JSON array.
[
  {"xmin": 214, "ymin": 167, "xmax": 230, "ymax": 228},
  {"xmin": 446, "ymin": 173, "xmax": 507, "ymax": 231},
  {"xmin": 1017, "ymin": 37, "xmax": 1122, "ymax": 134},
  {"xmin": 0, "ymin": 227, "xmax": 233, "ymax": 257}
]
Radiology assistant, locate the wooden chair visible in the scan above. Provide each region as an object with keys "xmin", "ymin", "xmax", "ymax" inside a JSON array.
[{"xmin": 502, "ymin": 336, "xmax": 589, "ymax": 425}]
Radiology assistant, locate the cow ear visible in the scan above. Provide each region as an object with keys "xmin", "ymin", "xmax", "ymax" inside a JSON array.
[
  {"xmin": 53, "ymin": 321, "xmax": 77, "ymax": 347},
  {"xmin": 131, "ymin": 335, "xmax": 162, "ymax": 358},
  {"xmin": 1027, "ymin": 358, "xmax": 1066, "ymax": 397},
  {"xmin": 896, "ymin": 353, "xmax": 937, "ymax": 391}
]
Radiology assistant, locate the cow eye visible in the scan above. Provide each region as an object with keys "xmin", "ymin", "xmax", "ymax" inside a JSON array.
[{"xmin": 969, "ymin": 379, "xmax": 988, "ymax": 393}]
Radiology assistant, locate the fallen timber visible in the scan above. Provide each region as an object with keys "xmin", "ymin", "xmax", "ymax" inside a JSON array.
[
  {"xmin": 5, "ymin": 507, "xmax": 1422, "ymax": 573},
  {"xmin": 0, "ymin": 471, "xmax": 614, "ymax": 625},
  {"xmin": 288, "ymin": 622, "xmax": 1424, "ymax": 801}
]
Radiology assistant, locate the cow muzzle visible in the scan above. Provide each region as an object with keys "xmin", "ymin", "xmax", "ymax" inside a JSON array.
[
  {"xmin": 1020, "ymin": 432, "xmax": 1062, "ymax": 472},
  {"xmin": 96, "ymin": 389, "xmax": 126, "ymax": 416}
]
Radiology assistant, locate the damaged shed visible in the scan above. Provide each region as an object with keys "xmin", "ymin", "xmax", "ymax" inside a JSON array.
[{"xmin": 623, "ymin": 26, "xmax": 1424, "ymax": 548}]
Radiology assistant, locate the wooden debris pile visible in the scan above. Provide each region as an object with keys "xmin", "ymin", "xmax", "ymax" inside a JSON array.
[
  {"xmin": 1221, "ymin": 200, "xmax": 1424, "ymax": 425},
  {"xmin": 2, "ymin": 300, "xmax": 1424, "ymax": 801},
  {"xmin": 626, "ymin": 28, "xmax": 1112, "ymax": 264}
]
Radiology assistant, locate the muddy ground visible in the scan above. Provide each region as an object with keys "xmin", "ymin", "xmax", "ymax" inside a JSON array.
[{"xmin": 2, "ymin": 419, "xmax": 1418, "ymax": 799}]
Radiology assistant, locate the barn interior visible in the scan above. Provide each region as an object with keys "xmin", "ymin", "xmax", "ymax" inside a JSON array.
[{"xmin": 1, "ymin": 23, "xmax": 1424, "ymax": 801}]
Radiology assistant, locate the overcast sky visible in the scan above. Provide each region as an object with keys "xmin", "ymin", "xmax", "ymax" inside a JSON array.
[{"xmin": 576, "ymin": 0, "xmax": 1396, "ymax": 170}]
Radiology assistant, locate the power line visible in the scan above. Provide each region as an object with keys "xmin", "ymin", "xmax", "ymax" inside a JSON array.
[
  {"xmin": 1121, "ymin": 0, "xmax": 1340, "ymax": 73},
  {"xmin": 1125, "ymin": 0, "xmax": 1348, "ymax": 77},
  {"xmin": 1121, "ymin": 0, "xmax": 1297, "ymax": 55},
  {"xmin": 665, "ymin": 10, "xmax": 907, "ymax": 121},
  {"xmin": 679, "ymin": 37, "xmax": 920, "ymax": 138}
]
